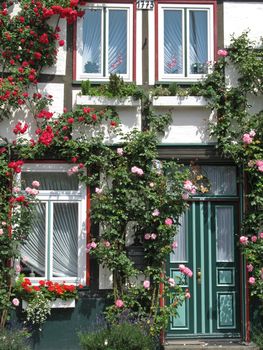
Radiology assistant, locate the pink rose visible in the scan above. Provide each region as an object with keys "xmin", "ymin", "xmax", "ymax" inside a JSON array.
[
  {"xmin": 12, "ymin": 298, "xmax": 20, "ymax": 306},
  {"xmin": 249, "ymin": 130, "xmax": 256, "ymax": 137},
  {"xmin": 104, "ymin": 241, "xmax": 111, "ymax": 248},
  {"xmin": 13, "ymin": 187, "xmax": 20, "ymax": 193},
  {"xmin": 256, "ymin": 160, "xmax": 263, "ymax": 167},
  {"xmin": 179, "ymin": 264, "xmax": 186, "ymax": 273},
  {"xmin": 168, "ymin": 278, "xmax": 175, "ymax": 287},
  {"xmin": 95, "ymin": 187, "xmax": 103, "ymax": 194},
  {"xmin": 217, "ymin": 49, "xmax": 228, "ymax": 57},
  {"xmin": 32, "ymin": 181, "xmax": 40, "ymax": 188},
  {"xmin": 0, "ymin": 229, "xmax": 3, "ymax": 235},
  {"xmin": 251, "ymin": 235, "xmax": 257, "ymax": 243},
  {"xmin": 183, "ymin": 180, "xmax": 196, "ymax": 194},
  {"xmin": 165, "ymin": 218, "xmax": 173, "ymax": 226},
  {"xmin": 247, "ymin": 264, "xmax": 254, "ymax": 272},
  {"xmin": 25, "ymin": 187, "xmax": 33, "ymax": 195},
  {"xmin": 1, "ymin": 221, "xmax": 6, "ymax": 226},
  {"xmin": 15, "ymin": 265, "xmax": 21, "ymax": 273},
  {"xmin": 152, "ymin": 209, "xmax": 160, "ymax": 217},
  {"xmin": 261, "ymin": 268, "xmax": 263, "ymax": 280},
  {"xmin": 151, "ymin": 233, "xmax": 157, "ymax": 240},
  {"xmin": 144, "ymin": 233, "xmax": 151, "ymax": 240},
  {"xmin": 258, "ymin": 166, "xmax": 263, "ymax": 172},
  {"xmin": 259, "ymin": 232, "xmax": 263, "ymax": 239},
  {"xmin": 182, "ymin": 193, "xmax": 189, "ymax": 200},
  {"xmin": 143, "ymin": 280, "xmax": 150, "ymax": 289},
  {"xmin": 31, "ymin": 188, "xmax": 39, "ymax": 195},
  {"xmin": 115, "ymin": 299, "xmax": 124, "ymax": 308},
  {"xmin": 242, "ymin": 133, "xmax": 253, "ymax": 144},
  {"xmin": 185, "ymin": 290, "xmax": 191, "ymax": 299},
  {"xmin": 116, "ymin": 148, "xmax": 123, "ymax": 156},
  {"xmin": 131, "ymin": 166, "xmax": 144, "ymax": 176},
  {"xmin": 184, "ymin": 267, "xmax": 193, "ymax": 278},
  {"xmin": 239, "ymin": 236, "xmax": 248, "ymax": 245},
  {"xmin": 171, "ymin": 241, "xmax": 178, "ymax": 249},
  {"xmin": 90, "ymin": 242, "xmax": 97, "ymax": 248},
  {"xmin": 248, "ymin": 277, "xmax": 255, "ymax": 285}
]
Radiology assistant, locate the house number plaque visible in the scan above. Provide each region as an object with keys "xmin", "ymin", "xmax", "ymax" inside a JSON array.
[{"xmin": 136, "ymin": 0, "xmax": 154, "ymax": 10}]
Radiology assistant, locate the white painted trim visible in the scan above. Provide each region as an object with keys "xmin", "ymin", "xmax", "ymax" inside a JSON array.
[
  {"xmin": 76, "ymin": 95, "xmax": 140, "ymax": 107},
  {"xmin": 148, "ymin": 9, "xmax": 155, "ymax": 85},
  {"xmin": 152, "ymin": 95, "xmax": 208, "ymax": 107},
  {"xmin": 76, "ymin": 4, "xmax": 133, "ymax": 81},
  {"xmin": 22, "ymin": 299, "xmax": 76, "ymax": 309}
]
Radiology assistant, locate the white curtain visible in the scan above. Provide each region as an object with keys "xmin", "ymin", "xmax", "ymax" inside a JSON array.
[
  {"xmin": 201, "ymin": 166, "xmax": 237, "ymax": 195},
  {"xmin": 108, "ymin": 10, "xmax": 127, "ymax": 75},
  {"xmin": 83, "ymin": 9, "xmax": 102, "ymax": 74},
  {"xmin": 22, "ymin": 172, "xmax": 79, "ymax": 191},
  {"xmin": 189, "ymin": 10, "xmax": 208, "ymax": 74},
  {"xmin": 53, "ymin": 203, "xmax": 78, "ymax": 277},
  {"xmin": 216, "ymin": 207, "xmax": 234, "ymax": 262},
  {"xmin": 170, "ymin": 213, "xmax": 187, "ymax": 262},
  {"xmin": 21, "ymin": 202, "xmax": 46, "ymax": 277},
  {"xmin": 164, "ymin": 10, "xmax": 183, "ymax": 74}
]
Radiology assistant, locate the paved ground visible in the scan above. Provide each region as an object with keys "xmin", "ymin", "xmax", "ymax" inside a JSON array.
[{"xmin": 164, "ymin": 339, "xmax": 259, "ymax": 350}]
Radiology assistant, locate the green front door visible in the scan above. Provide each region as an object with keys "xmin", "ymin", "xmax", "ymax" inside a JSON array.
[{"xmin": 167, "ymin": 166, "xmax": 241, "ymax": 338}]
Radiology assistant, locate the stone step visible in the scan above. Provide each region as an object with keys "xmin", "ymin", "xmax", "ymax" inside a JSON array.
[{"xmin": 164, "ymin": 339, "xmax": 259, "ymax": 350}]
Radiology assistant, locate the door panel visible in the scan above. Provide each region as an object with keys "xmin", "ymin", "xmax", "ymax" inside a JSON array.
[{"xmin": 167, "ymin": 201, "xmax": 240, "ymax": 337}]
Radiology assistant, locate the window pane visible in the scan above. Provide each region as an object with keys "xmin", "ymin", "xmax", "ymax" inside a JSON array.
[
  {"xmin": 53, "ymin": 203, "xmax": 78, "ymax": 278},
  {"xmin": 189, "ymin": 10, "xmax": 208, "ymax": 74},
  {"xmin": 170, "ymin": 213, "xmax": 187, "ymax": 262},
  {"xmin": 22, "ymin": 172, "xmax": 79, "ymax": 191},
  {"xmin": 216, "ymin": 207, "xmax": 234, "ymax": 262},
  {"xmin": 108, "ymin": 10, "xmax": 127, "ymax": 74},
  {"xmin": 21, "ymin": 203, "xmax": 46, "ymax": 277},
  {"xmin": 83, "ymin": 9, "xmax": 102, "ymax": 74},
  {"xmin": 164, "ymin": 10, "xmax": 183, "ymax": 74},
  {"xmin": 201, "ymin": 166, "xmax": 237, "ymax": 196}
]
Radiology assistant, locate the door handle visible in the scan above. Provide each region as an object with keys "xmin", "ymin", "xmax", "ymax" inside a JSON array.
[{"xmin": 197, "ymin": 268, "xmax": 201, "ymax": 284}]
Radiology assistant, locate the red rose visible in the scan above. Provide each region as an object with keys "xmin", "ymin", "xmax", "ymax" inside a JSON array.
[
  {"xmin": 59, "ymin": 40, "xmax": 65, "ymax": 46},
  {"xmin": 34, "ymin": 52, "xmax": 42, "ymax": 60},
  {"xmin": 67, "ymin": 117, "xmax": 74, "ymax": 124}
]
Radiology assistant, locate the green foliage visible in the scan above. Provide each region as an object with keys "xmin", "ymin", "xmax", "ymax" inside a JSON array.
[
  {"xmin": 0, "ymin": 328, "xmax": 30, "ymax": 350},
  {"xmin": 79, "ymin": 323, "xmax": 156, "ymax": 350},
  {"xmin": 81, "ymin": 74, "xmax": 144, "ymax": 99}
]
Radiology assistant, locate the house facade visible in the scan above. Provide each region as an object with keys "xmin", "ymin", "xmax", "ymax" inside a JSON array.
[{"xmin": 1, "ymin": 0, "xmax": 262, "ymax": 348}]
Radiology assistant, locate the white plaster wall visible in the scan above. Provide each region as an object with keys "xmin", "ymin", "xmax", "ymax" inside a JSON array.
[
  {"xmin": 41, "ymin": 18, "xmax": 67, "ymax": 76},
  {"xmin": 156, "ymin": 108, "xmax": 215, "ymax": 144},
  {"xmin": 148, "ymin": 9, "xmax": 155, "ymax": 85},
  {"xmin": 247, "ymin": 94, "xmax": 263, "ymax": 115},
  {"xmin": 224, "ymin": 2, "xmax": 263, "ymax": 47},
  {"xmin": 0, "ymin": 83, "xmax": 64, "ymax": 142}
]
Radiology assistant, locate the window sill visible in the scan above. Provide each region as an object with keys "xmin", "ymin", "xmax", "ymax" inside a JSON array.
[
  {"xmin": 22, "ymin": 298, "xmax": 76, "ymax": 309},
  {"xmin": 152, "ymin": 95, "xmax": 208, "ymax": 107},
  {"xmin": 76, "ymin": 95, "xmax": 141, "ymax": 107}
]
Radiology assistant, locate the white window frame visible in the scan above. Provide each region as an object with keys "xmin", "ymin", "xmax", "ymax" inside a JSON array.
[
  {"xmin": 18, "ymin": 163, "xmax": 87, "ymax": 285},
  {"xmin": 158, "ymin": 4, "xmax": 214, "ymax": 82},
  {"xmin": 76, "ymin": 3, "xmax": 133, "ymax": 81}
]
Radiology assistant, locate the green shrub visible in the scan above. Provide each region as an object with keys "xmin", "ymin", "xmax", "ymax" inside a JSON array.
[
  {"xmin": 0, "ymin": 328, "xmax": 30, "ymax": 350},
  {"xmin": 79, "ymin": 322, "xmax": 156, "ymax": 350}
]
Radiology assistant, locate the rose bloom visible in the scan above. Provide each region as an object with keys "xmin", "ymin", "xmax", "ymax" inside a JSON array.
[
  {"xmin": 149, "ymin": 182, "xmax": 155, "ymax": 188},
  {"xmin": 185, "ymin": 290, "xmax": 191, "ymax": 299},
  {"xmin": 152, "ymin": 209, "xmax": 160, "ymax": 217},
  {"xmin": 165, "ymin": 218, "xmax": 173, "ymax": 226},
  {"xmin": 95, "ymin": 187, "xmax": 103, "ymax": 194},
  {"xmin": 144, "ymin": 233, "xmax": 151, "ymax": 240},
  {"xmin": 13, "ymin": 187, "xmax": 20, "ymax": 193},
  {"xmin": 1, "ymin": 221, "xmax": 6, "ymax": 226},
  {"xmin": 151, "ymin": 233, "xmax": 157, "ymax": 240},
  {"xmin": 0, "ymin": 229, "xmax": 3, "ymax": 235},
  {"xmin": 15, "ymin": 265, "xmax": 21, "ymax": 273},
  {"xmin": 168, "ymin": 278, "xmax": 175, "ymax": 287},
  {"xmin": 182, "ymin": 192, "xmax": 189, "ymax": 200},
  {"xmin": 116, "ymin": 148, "xmax": 124, "ymax": 156},
  {"xmin": 32, "ymin": 180, "xmax": 40, "ymax": 188},
  {"xmin": 12, "ymin": 298, "xmax": 20, "ymax": 306},
  {"xmin": 259, "ymin": 232, "xmax": 263, "ymax": 239},
  {"xmin": 217, "ymin": 49, "xmax": 228, "ymax": 57},
  {"xmin": 239, "ymin": 236, "xmax": 248, "ymax": 245},
  {"xmin": 143, "ymin": 280, "xmax": 150, "ymax": 289},
  {"xmin": 242, "ymin": 133, "xmax": 253, "ymax": 144},
  {"xmin": 115, "ymin": 299, "xmax": 124, "ymax": 308},
  {"xmin": 247, "ymin": 264, "xmax": 254, "ymax": 272},
  {"xmin": 248, "ymin": 277, "xmax": 255, "ymax": 285},
  {"xmin": 171, "ymin": 241, "xmax": 178, "ymax": 249},
  {"xmin": 249, "ymin": 130, "xmax": 256, "ymax": 137},
  {"xmin": 251, "ymin": 235, "xmax": 257, "ymax": 243},
  {"xmin": 90, "ymin": 242, "xmax": 97, "ymax": 248}
]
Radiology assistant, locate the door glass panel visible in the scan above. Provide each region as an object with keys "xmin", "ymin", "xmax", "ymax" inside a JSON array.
[
  {"xmin": 164, "ymin": 10, "xmax": 183, "ymax": 74},
  {"xmin": 189, "ymin": 10, "xmax": 208, "ymax": 74},
  {"xmin": 201, "ymin": 166, "xmax": 237, "ymax": 196},
  {"xmin": 170, "ymin": 213, "xmax": 187, "ymax": 262},
  {"xmin": 83, "ymin": 9, "xmax": 102, "ymax": 74},
  {"xmin": 108, "ymin": 10, "xmax": 127, "ymax": 74},
  {"xmin": 21, "ymin": 202, "xmax": 46, "ymax": 277},
  {"xmin": 22, "ymin": 172, "xmax": 79, "ymax": 191},
  {"xmin": 53, "ymin": 203, "xmax": 78, "ymax": 277},
  {"xmin": 216, "ymin": 206, "xmax": 234, "ymax": 262}
]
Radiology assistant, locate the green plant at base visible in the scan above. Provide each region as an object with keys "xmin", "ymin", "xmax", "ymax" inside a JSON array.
[
  {"xmin": 79, "ymin": 322, "xmax": 156, "ymax": 350},
  {"xmin": 0, "ymin": 328, "xmax": 30, "ymax": 350}
]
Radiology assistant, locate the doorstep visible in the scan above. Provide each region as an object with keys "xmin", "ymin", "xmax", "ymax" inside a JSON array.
[{"xmin": 164, "ymin": 339, "xmax": 259, "ymax": 350}]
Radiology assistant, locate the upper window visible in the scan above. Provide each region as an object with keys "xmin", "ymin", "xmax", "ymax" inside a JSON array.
[
  {"xmin": 158, "ymin": 4, "xmax": 214, "ymax": 81},
  {"xmin": 18, "ymin": 164, "xmax": 87, "ymax": 285},
  {"xmin": 76, "ymin": 4, "xmax": 133, "ymax": 81}
]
